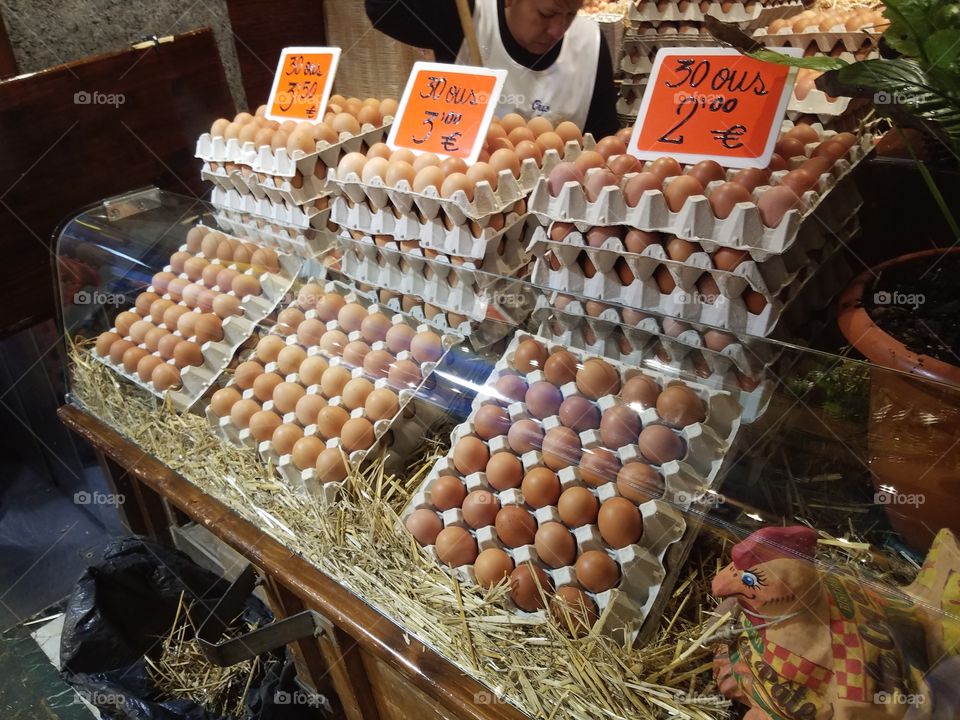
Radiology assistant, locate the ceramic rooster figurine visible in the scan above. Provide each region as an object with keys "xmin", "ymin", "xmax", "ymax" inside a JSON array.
[{"xmin": 711, "ymin": 526, "xmax": 960, "ymax": 720}]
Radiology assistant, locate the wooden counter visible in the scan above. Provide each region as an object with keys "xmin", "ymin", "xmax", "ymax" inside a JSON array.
[{"xmin": 59, "ymin": 403, "xmax": 529, "ymax": 720}]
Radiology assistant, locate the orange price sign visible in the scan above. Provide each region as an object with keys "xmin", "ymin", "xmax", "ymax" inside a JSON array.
[
  {"xmin": 387, "ymin": 62, "xmax": 507, "ymax": 165},
  {"xmin": 627, "ymin": 48, "xmax": 801, "ymax": 169},
  {"xmin": 265, "ymin": 46, "xmax": 341, "ymax": 124}
]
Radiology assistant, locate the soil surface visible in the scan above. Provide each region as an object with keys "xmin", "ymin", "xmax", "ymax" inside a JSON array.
[{"xmin": 865, "ymin": 254, "xmax": 960, "ymax": 366}]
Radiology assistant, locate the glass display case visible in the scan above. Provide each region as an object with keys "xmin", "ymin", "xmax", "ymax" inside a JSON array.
[{"xmin": 55, "ymin": 187, "xmax": 960, "ymax": 720}]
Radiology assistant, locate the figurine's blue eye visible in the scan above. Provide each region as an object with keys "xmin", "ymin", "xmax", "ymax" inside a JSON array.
[{"xmin": 741, "ymin": 572, "xmax": 758, "ymax": 588}]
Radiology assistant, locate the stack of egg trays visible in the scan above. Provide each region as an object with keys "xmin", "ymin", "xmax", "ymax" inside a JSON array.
[
  {"xmin": 529, "ymin": 296, "xmax": 775, "ymax": 422},
  {"xmin": 205, "ymin": 280, "xmax": 458, "ymax": 503},
  {"xmin": 529, "ymin": 123, "xmax": 871, "ymax": 256},
  {"xmin": 337, "ymin": 216, "xmax": 535, "ymax": 317},
  {"xmin": 530, "ymin": 203, "xmax": 861, "ymax": 337},
  {"xmin": 93, "ymin": 229, "xmax": 302, "ymax": 412},
  {"xmin": 753, "ymin": 25, "xmax": 882, "ymax": 64},
  {"xmin": 627, "ymin": 0, "xmax": 802, "ymax": 25},
  {"xmin": 213, "ymin": 210, "xmax": 335, "ymax": 260},
  {"xmin": 209, "ymin": 185, "xmax": 332, "ymax": 232},
  {"xmin": 405, "ymin": 331, "xmax": 742, "ymax": 641},
  {"xmin": 325, "ymin": 137, "xmax": 595, "ymax": 227}
]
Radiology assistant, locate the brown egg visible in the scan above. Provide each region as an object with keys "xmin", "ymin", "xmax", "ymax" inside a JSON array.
[
  {"xmin": 134, "ymin": 292, "xmax": 160, "ymax": 317},
  {"xmin": 342, "ymin": 340, "xmax": 372, "ymax": 368},
  {"xmin": 413, "ymin": 165, "xmax": 445, "ymax": 193},
  {"xmin": 785, "ymin": 123, "xmax": 820, "ymax": 145},
  {"xmin": 704, "ymin": 330, "xmax": 737, "ymax": 351},
  {"xmin": 514, "ymin": 140, "xmax": 543, "ymax": 165},
  {"xmin": 453, "ymin": 436, "xmax": 489, "ymax": 475},
  {"xmin": 248, "ymin": 410, "xmax": 282, "ymax": 441},
  {"xmin": 620, "ymin": 375, "xmax": 661, "ymax": 409},
  {"xmin": 383, "ymin": 324, "xmax": 414, "ymax": 354},
  {"xmin": 775, "ymin": 136, "xmax": 806, "ymax": 160},
  {"xmin": 488, "ymin": 148, "xmax": 521, "ymax": 178},
  {"xmin": 687, "ymin": 160, "xmax": 726, "ymax": 187},
  {"xmin": 292, "ymin": 318, "xmax": 323, "ymax": 348},
  {"xmin": 484, "ymin": 452, "xmax": 521, "ymax": 491},
  {"xmin": 274, "ymin": 345, "xmax": 305, "ymax": 376},
  {"xmin": 474, "ymin": 548, "xmax": 514, "ymax": 588},
  {"xmin": 664, "ymin": 175, "xmax": 704, "ymax": 212},
  {"xmin": 757, "ymin": 186, "xmax": 803, "ymax": 227},
  {"xmin": 558, "ymin": 396, "xmax": 600, "ymax": 432},
  {"xmin": 156, "ymin": 334, "xmax": 182, "ymax": 361},
  {"xmin": 542, "ymin": 350, "xmax": 578, "ymax": 386},
  {"xmin": 743, "ymin": 289, "xmax": 768, "ymax": 315},
  {"xmin": 151, "ymin": 363, "xmax": 182, "ymax": 391},
  {"xmin": 128, "ymin": 319, "xmax": 154, "ymax": 344},
  {"xmin": 440, "ymin": 173, "xmax": 474, "ymax": 201},
  {"xmin": 557, "ymin": 486, "xmax": 598, "ymax": 528},
  {"xmin": 270, "ymin": 381, "xmax": 304, "ymax": 414},
  {"xmin": 731, "ymin": 167, "xmax": 771, "ymax": 192},
  {"xmin": 508, "ymin": 126, "xmax": 535, "ymax": 146},
  {"xmin": 136, "ymin": 355, "xmax": 164, "ymax": 383},
  {"xmin": 161, "ymin": 305, "xmax": 188, "ymax": 331},
  {"xmin": 575, "ymin": 358, "xmax": 621, "ymax": 399},
  {"xmin": 211, "ymin": 294, "xmax": 241, "ymax": 319},
  {"xmin": 229, "ymin": 398, "xmax": 261, "ymax": 428},
  {"xmin": 507, "ymin": 418, "xmax": 543, "ymax": 454},
  {"xmin": 233, "ymin": 360, "xmax": 263, "ymax": 390},
  {"xmin": 510, "ymin": 564, "xmax": 552, "ymax": 611},
  {"xmin": 410, "ymin": 330, "xmax": 443, "ymax": 363},
  {"xmin": 405, "ymin": 508, "xmax": 442, "ymax": 546},
  {"xmin": 294, "ymin": 393, "xmax": 326, "ymax": 426},
  {"xmin": 551, "ymin": 586, "xmax": 598, "ymax": 636},
  {"xmin": 607, "ymin": 153, "xmax": 642, "ymax": 176},
  {"xmin": 712, "ymin": 247, "xmax": 749, "ymax": 272},
  {"xmin": 555, "ymin": 121, "xmax": 583, "ymax": 145},
  {"xmin": 547, "ymin": 162, "xmax": 584, "ymax": 197},
  {"xmin": 617, "ymin": 462, "xmax": 664, "ymax": 503},
  {"xmin": 298, "ymin": 356, "xmax": 329, "ymax": 387},
  {"xmin": 623, "ymin": 172, "xmax": 662, "ymax": 207},
  {"xmin": 595, "ymin": 136, "xmax": 627, "ymax": 160},
  {"xmin": 121, "ymin": 345, "xmax": 148, "ymax": 373},
  {"xmin": 114, "ymin": 311, "xmax": 140, "ymax": 337},
  {"xmin": 496, "ymin": 505, "xmax": 537, "ymax": 547},
  {"xmin": 435, "ymin": 527, "xmax": 478, "ymax": 567},
  {"xmin": 311, "ymin": 293, "xmax": 343, "ymax": 323},
  {"xmin": 385, "ymin": 160, "xmax": 416, "ymax": 188},
  {"xmin": 599, "ymin": 405, "xmax": 641, "ymax": 449},
  {"xmin": 316, "ymin": 447, "xmax": 349, "ymax": 483},
  {"xmin": 461, "ymin": 489, "xmax": 500, "ymax": 528},
  {"xmin": 316, "ymin": 405, "xmax": 350, "ymax": 439},
  {"xmin": 365, "ymin": 388, "xmax": 400, "ymax": 420},
  {"xmin": 524, "ymin": 381, "xmax": 562, "ymax": 419},
  {"xmin": 580, "ymin": 447, "xmax": 622, "ymax": 487},
  {"xmin": 583, "ymin": 169, "xmax": 619, "ymax": 203},
  {"xmin": 541, "ymin": 427, "xmax": 581, "ymax": 471},
  {"xmin": 340, "ymin": 377, "xmax": 373, "ymax": 410},
  {"xmin": 780, "ymin": 168, "xmax": 819, "ymax": 195},
  {"xmin": 272, "ymin": 423, "xmax": 304, "ymax": 455},
  {"xmin": 514, "ymin": 338, "xmax": 548, "ymax": 373},
  {"xmin": 638, "ymin": 424, "xmax": 684, "ymax": 464},
  {"xmin": 360, "ymin": 350, "xmax": 393, "ymax": 381},
  {"xmin": 573, "ymin": 150, "xmax": 606, "ymax": 175},
  {"xmin": 254, "ymin": 335, "xmax": 285, "ymax": 365},
  {"xmin": 532, "ymin": 523, "xmax": 576, "ymax": 571},
  {"xmin": 521, "ymin": 467, "xmax": 560, "ymax": 509},
  {"xmin": 319, "ymin": 330, "xmax": 348, "ymax": 357},
  {"xmin": 597, "ymin": 496, "xmax": 643, "ymax": 548},
  {"xmin": 252, "ymin": 372, "xmax": 283, "ymax": 403},
  {"xmin": 473, "ymin": 404, "xmax": 510, "ymax": 440},
  {"xmin": 656, "ymin": 385, "xmax": 706, "ymax": 427},
  {"xmin": 494, "ymin": 374, "xmax": 527, "ymax": 404},
  {"xmin": 340, "ymin": 417, "xmax": 375, "ymax": 452},
  {"xmin": 575, "ymin": 550, "xmax": 619, "ymax": 592},
  {"xmin": 173, "ymin": 341, "xmax": 203, "ymax": 368},
  {"xmin": 648, "ymin": 157, "xmax": 683, "ymax": 181},
  {"xmin": 709, "ymin": 182, "xmax": 752, "ymax": 220}
]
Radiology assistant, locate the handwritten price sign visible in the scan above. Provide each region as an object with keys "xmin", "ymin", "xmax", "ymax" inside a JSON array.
[
  {"xmin": 627, "ymin": 48, "xmax": 801, "ymax": 169},
  {"xmin": 265, "ymin": 47, "xmax": 341, "ymax": 123},
  {"xmin": 387, "ymin": 62, "xmax": 507, "ymax": 164}
]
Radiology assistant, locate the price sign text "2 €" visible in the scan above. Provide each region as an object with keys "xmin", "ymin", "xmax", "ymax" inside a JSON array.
[
  {"xmin": 387, "ymin": 62, "xmax": 507, "ymax": 164},
  {"xmin": 628, "ymin": 48, "xmax": 800, "ymax": 169}
]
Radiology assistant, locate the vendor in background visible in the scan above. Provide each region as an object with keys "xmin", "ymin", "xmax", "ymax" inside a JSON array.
[{"xmin": 365, "ymin": 0, "xmax": 620, "ymax": 139}]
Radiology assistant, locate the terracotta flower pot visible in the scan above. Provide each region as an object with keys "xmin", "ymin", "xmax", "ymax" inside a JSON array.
[{"xmin": 837, "ymin": 248, "xmax": 960, "ymax": 551}]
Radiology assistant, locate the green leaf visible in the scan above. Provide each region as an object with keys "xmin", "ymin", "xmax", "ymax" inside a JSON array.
[
  {"xmin": 882, "ymin": 0, "xmax": 933, "ymax": 60},
  {"xmin": 748, "ymin": 49, "xmax": 847, "ymax": 72},
  {"xmin": 925, "ymin": 29, "xmax": 960, "ymax": 71},
  {"xmin": 817, "ymin": 58, "xmax": 960, "ymax": 154}
]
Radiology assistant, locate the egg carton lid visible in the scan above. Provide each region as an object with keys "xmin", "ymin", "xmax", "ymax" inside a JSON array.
[{"xmin": 527, "ymin": 125, "xmax": 872, "ymax": 257}]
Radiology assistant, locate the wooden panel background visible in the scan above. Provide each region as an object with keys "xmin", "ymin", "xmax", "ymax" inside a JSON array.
[{"xmin": 0, "ymin": 28, "xmax": 234, "ymax": 337}]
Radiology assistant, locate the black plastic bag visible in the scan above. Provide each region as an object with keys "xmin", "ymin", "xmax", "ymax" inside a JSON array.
[{"xmin": 59, "ymin": 536, "xmax": 323, "ymax": 719}]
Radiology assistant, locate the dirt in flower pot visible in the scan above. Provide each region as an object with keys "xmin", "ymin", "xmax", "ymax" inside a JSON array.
[{"xmin": 865, "ymin": 253, "xmax": 960, "ymax": 365}]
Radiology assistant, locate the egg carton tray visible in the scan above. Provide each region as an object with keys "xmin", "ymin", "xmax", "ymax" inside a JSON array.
[
  {"xmin": 213, "ymin": 211, "xmax": 335, "ymax": 260},
  {"xmin": 194, "ymin": 119, "xmax": 393, "ymax": 175},
  {"xmin": 206, "ymin": 280, "xmax": 458, "ymax": 502},
  {"xmin": 528, "ymin": 125, "xmax": 871, "ymax": 257},
  {"xmin": 253, "ymin": 169, "xmax": 336, "ymax": 208},
  {"xmin": 202, "ymin": 163, "xmax": 264, "ymax": 200},
  {"xmin": 627, "ymin": 0, "xmax": 757, "ymax": 23},
  {"xmin": 402, "ymin": 330, "xmax": 742, "ymax": 640},
  {"xmin": 527, "ymin": 221, "xmax": 824, "ymax": 299},
  {"xmin": 332, "ymin": 195, "xmax": 530, "ymax": 260},
  {"xmin": 616, "ymin": 93, "xmax": 644, "ymax": 118},
  {"xmin": 530, "ymin": 213, "xmax": 858, "ymax": 336},
  {"xmin": 787, "ymin": 86, "xmax": 851, "ymax": 118},
  {"xmin": 530, "ymin": 292, "xmax": 779, "ymax": 374},
  {"xmin": 209, "ymin": 185, "xmax": 332, "ymax": 231},
  {"xmin": 753, "ymin": 28, "xmax": 881, "ymax": 59},
  {"xmin": 337, "ymin": 232, "xmax": 532, "ymax": 323},
  {"xmin": 531, "ymin": 312, "xmax": 773, "ymax": 423},
  {"xmin": 324, "ymin": 137, "xmax": 595, "ymax": 224}
]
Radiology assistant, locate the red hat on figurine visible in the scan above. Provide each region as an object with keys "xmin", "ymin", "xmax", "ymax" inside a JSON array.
[{"xmin": 732, "ymin": 526, "xmax": 817, "ymax": 570}]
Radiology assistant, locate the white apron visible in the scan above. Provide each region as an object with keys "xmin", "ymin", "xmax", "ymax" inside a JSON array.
[{"xmin": 455, "ymin": 0, "xmax": 599, "ymax": 128}]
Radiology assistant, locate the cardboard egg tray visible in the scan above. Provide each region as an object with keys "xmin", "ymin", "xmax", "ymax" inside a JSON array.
[
  {"xmin": 336, "ymin": 227, "xmax": 533, "ymax": 323},
  {"xmin": 531, "ymin": 212, "xmax": 858, "ymax": 336},
  {"xmin": 528, "ymin": 126, "xmax": 872, "ymax": 257},
  {"xmin": 530, "ymin": 293, "xmax": 779, "ymax": 376},
  {"xmin": 526, "ymin": 221, "xmax": 822, "ymax": 298},
  {"xmin": 209, "ymin": 185, "xmax": 332, "ymax": 232},
  {"xmin": 332, "ymin": 196, "xmax": 530, "ymax": 260},
  {"xmin": 753, "ymin": 28, "xmax": 881, "ymax": 61},
  {"xmin": 205, "ymin": 281, "xmax": 458, "ymax": 502},
  {"xmin": 787, "ymin": 87, "xmax": 852, "ymax": 120},
  {"xmin": 202, "ymin": 162, "xmax": 266, "ymax": 199},
  {"xmin": 253, "ymin": 170, "xmax": 334, "ymax": 208},
  {"xmin": 616, "ymin": 92, "xmax": 645, "ymax": 119},
  {"xmin": 212, "ymin": 210, "xmax": 335, "ymax": 260},
  {"xmin": 325, "ymin": 137, "xmax": 595, "ymax": 224},
  {"xmin": 530, "ymin": 308, "xmax": 773, "ymax": 422},
  {"xmin": 627, "ymin": 0, "xmax": 801, "ymax": 24},
  {"xmin": 403, "ymin": 331, "xmax": 741, "ymax": 640},
  {"xmin": 194, "ymin": 120, "xmax": 393, "ymax": 175}
]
